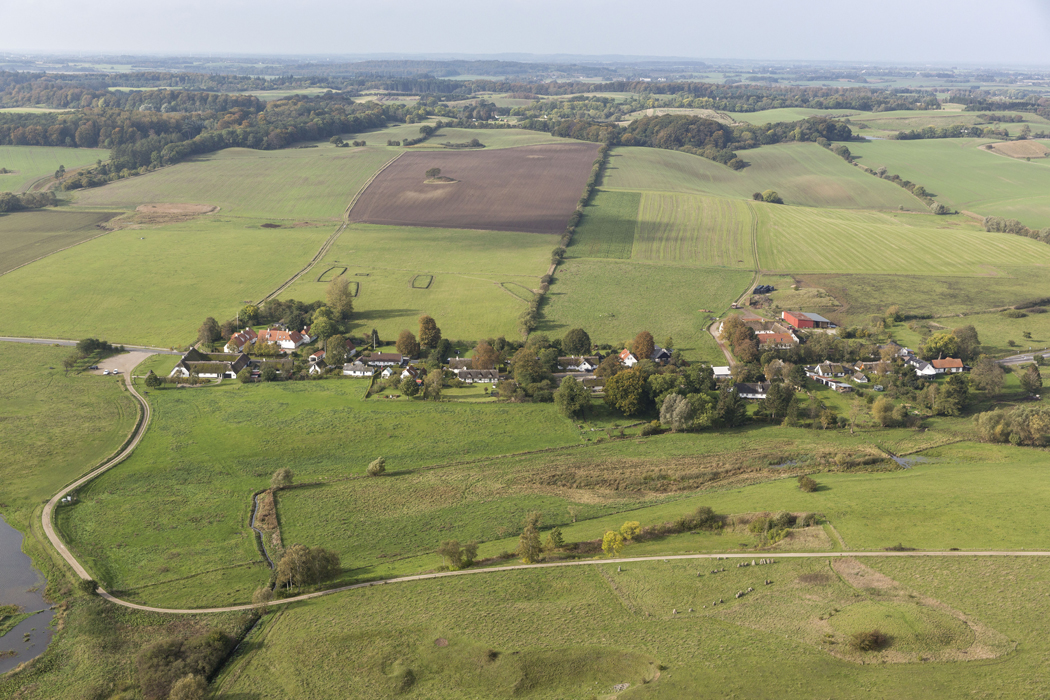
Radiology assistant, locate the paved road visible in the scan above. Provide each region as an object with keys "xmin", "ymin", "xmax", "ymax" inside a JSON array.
[
  {"xmin": 99, "ymin": 549, "xmax": 1050, "ymax": 615},
  {"xmin": 0, "ymin": 336, "xmax": 180, "ymax": 354},
  {"xmin": 998, "ymin": 350, "xmax": 1049, "ymax": 366}
]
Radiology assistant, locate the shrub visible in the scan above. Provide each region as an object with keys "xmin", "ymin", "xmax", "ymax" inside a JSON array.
[
  {"xmin": 135, "ymin": 630, "xmax": 233, "ymax": 700},
  {"xmin": 1002, "ymin": 309, "xmax": 1027, "ymax": 318},
  {"xmin": 850, "ymin": 629, "xmax": 890, "ymax": 651},
  {"xmin": 747, "ymin": 517, "xmax": 769, "ymax": 534},
  {"xmin": 271, "ymin": 468, "xmax": 293, "ymax": 489},
  {"xmin": 798, "ymin": 475, "xmax": 819, "ymax": 492},
  {"xmin": 620, "ymin": 521, "xmax": 642, "ymax": 540},
  {"xmin": 770, "ymin": 511, "xmax": 796, "ymax": 529},
  {"xmin": 639, "ymin": 420, "xmax": 662, "ymax": 436},
  {"xmin": 76, "ymin": 578, "xmax": 98, "ymax": 595},
  {"xmin": 367, "ymin": 457, "xmax": 386, "ymax": 476}
]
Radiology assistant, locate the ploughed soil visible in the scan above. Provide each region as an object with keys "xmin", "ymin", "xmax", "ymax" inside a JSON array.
[
  {"xmin": 131, "ymin": 203, "xmax": 219, "ymax": 225},
  {"xmin": 987, "ymin": 140, "xmax": 1050, "ymax": 159},
  {"xmin": 348, "ymin": 143, "xmax": 601, "ymax": 234}
]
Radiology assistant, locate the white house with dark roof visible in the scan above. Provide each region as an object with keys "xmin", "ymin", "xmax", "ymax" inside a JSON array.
[{"xmin": 343, "ymin": 361, "xmax": 373, "ymax": 377}]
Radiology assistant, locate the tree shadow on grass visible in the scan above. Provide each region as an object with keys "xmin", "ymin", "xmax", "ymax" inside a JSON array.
[{"xmin": 350, "ymin": 308, "xmax": 420, "ymax": 323}]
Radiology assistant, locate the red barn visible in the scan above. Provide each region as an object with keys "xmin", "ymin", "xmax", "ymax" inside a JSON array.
[{"xmin": 782, "ymin": 311, "xmax": 835, "ymax": 330}]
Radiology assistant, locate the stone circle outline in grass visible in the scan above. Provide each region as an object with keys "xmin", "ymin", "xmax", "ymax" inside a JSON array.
[
  {"xmin": 317, "ymin": 266, "xmax": 348, "ymax": 283},
  {"xmin": 411, "ymin": 274, "xmax": 433, "ymax": 289}
]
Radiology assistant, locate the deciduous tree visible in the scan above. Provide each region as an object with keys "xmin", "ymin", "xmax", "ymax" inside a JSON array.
[
  {"xmin": 1021, "ymin": 363, "xmax": 1043, "ymax": 396},
  {"xmin": 145, "ymin": 371, "xmax": 162, "ymax": 389},
  {"xmin": 396, "ymin": 330, "xmax": 420, "ymax": 357},
  {"xmin": 517, "ymin": 511, "xmax": 542, "ymax": 563},
  {"xmin": 168, "ymin": 675, "xmax": 208, "ymax": 700},
  {"xmin": 418, "ymin": 315, "xmax": 442, "ymax": 349},
  {"xmin": 472, "ymin": 341, "xmax": 498, "ymax": 369},
  {"xmin": 197, "ymin": 317, "xmax": 220, "ymax": 346},
  {"xmin": 604, "ymin": 367, "xmax": 649, "ymax": 416},
  {"xmin": 275, "ymin": 544, "xmax": 340, "ymax": 592},
  {"xmin": 660, "ymin": 393, "xmax": 694, "ymax": 431},
  {"xmin": 326, "ymin": 276, "xmax": 354, "ymax": 321},
  {"xmin": 602, "ymin": 531, "xmax": 624, "ymax": 557},
  {"xmin": 424, "ymin": 369, "xmax": 444, "ymax": 400},
  {"xmin": 632, "ymin": 331, "xmax": 655, "ymax": 362},
  {"xmin": 562, "ymin": 328, "xmax": 592, "ymax": 355},
  {"xmin": 969, "ymin": 357, "xmax": 1005, "ymax": 395},
  {"xmin": 554, "ymin": 376, "xmax": 591, "ymax": 418}
]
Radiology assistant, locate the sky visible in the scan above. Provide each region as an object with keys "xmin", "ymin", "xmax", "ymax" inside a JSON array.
[{"xmin": 4, "ymin": 0, "xmax": 1050, "ymax": 66}]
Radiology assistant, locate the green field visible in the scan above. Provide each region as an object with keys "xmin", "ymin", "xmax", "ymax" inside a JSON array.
[
  {"xmin": 0, "ymin": 216, "xmax": 332, "ymax": 346},
  {"xmin": 848, "ymin": 138, "xmax": 1050, "ymax": 227},
  {"xmin": 217, "ymin": 555, "xmax": 1049, "ymax": 699},
  {"xmin": 57, "ymin": 379, "xmax": 582, "ymax": 607},
  {"xmin": 567, "ymin": 190, "xmax": 640, "ymax": 259},
  {"xmin": 729, "ymin": 107, "xmax": 861, "ymax": 124},
  {"xmin": 0, "ymin": 209, "xmax": 116, "ymax": 274},
  {"xmin": 847, "ymin": 110, "xmax": 1050, "ymax": 139},
  {"xmin": 604, "ymin": 144, "xmax": 925, "ymax": 211},
  {"xmin": 634, "ymin": 193, "xmax": 755, "ymax": 267},
  {"xmin": 278, "ymin": 222, "xmax": 552, "ymax": 342},
  {"xmin": 0, "ymin": 343, "xmax": 137, "ymax": 515},
  {"xmin": 72, "ymin": 146, "xmax": 396, "ymax": 219},
  {"xmin": 0, "ymin": 145, "xmax": 109, "ymax": 192},
  {"xmin": 416, "ymin": 127, "xmax": 571, "ymax": 150},
  {"xmin": 542, "ymin": 259, "xmax": 750, "ymax": 359},
  {"xmin": 755, "ymin": 203, "xmax": 1050, "ymax": 275}
]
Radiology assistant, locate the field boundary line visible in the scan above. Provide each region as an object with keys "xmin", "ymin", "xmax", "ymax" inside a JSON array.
[{"xmin": 256, "ymin": 151, "xmax": 406, "ymax": 304}]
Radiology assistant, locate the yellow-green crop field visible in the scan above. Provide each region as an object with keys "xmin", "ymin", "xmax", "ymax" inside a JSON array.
[
  {"xmin": 72, "ymin": 146, "xmax": 397, "ymax": 220},
  {"xmin": 0, "ymin": 209, "xmax": 116, "ymax": 274},
  {"xmin": 604, "ymin": 144, "xmax": 926, "ymax": 211},
  {"xmin": 0, "ymin": 144, "xmax": 109, "ymax": 192}
]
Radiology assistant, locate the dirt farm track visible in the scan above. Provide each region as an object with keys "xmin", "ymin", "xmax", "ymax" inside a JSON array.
[{"xmin": 348, "ymin": 142, "xmax": 601, "ymax": 234}]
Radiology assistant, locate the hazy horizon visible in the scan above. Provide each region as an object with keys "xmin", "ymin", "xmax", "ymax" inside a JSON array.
[{"xmin": 4, "ymin": 0, "xmax": 1049, "ymax": 67}]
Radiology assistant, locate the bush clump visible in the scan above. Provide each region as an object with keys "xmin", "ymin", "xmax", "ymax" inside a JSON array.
[
  {"xmin": 367, "ymin": 457, "xmax": 386, "ymax": 476},
  {"xmin": 798, "ymin": 475, "xmax": 819, "ymax": 492},
  {"xmin": 850, "ymin": 629, "xmax": 890, "ymax": 651}
]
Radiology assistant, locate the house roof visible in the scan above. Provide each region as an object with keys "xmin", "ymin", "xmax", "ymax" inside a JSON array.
[
  {"xmin": 712, "ymin": 366, "xmax": 731, "ymax": 377},
  {"xmin": 650, "ymin": 347, "xmax": 672, "ymax": 360},
  {"xmin": 367, "ymin": 353, "xmax": 404, "ymax": 363},
  {"xmin": 343, "ymin": 361, "xmax": 371, "ymax": 372},
  {"xmin": 448, "ymin": 358, "xmax": 472, "ymax": 370},
  {"xmin": 310, "ymin": 350, "xmax": 325, "ymax": 359},
  {"xmin": 734, "ymin": 381, "xmax": 770, "ymax": 395},
  {"xmin": 558, "ymin": 355, "xmax": 599, "ymax": 366},
  {"xmin": 619, "ymin": 349, "xmax": 636, "ymax": 361},
  {"xmin": 258, "ymin": 328, "xmax": 303, "ymax": 344},
  {"xmin": 931, "ymin": 358, "xmax": 964, "ymax": 369},
  {"xmin": 758, "ymin": 333, "xmax": 796, "ymax": 345},
  {"xmin": 459, "ymin": 369, "xmax": 500, "ymax": 380}
]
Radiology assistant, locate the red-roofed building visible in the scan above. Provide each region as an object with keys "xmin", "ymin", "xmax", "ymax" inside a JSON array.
[
  {"xmin": 619, "ymin": 349, "xmax": 638, "ymax": 367},
  {"xmin": 223, "ymin": 328, "xmax": 258, "ymax": 353},
  {"xmin": 782, "ymin": 311, "xmax": 835, "ymax": 330},
  {"xmin": 257, "ymin": 327, "xmax": 307, "ymax": 351},
  {"xmin": 931, "ymin": 358, "xmax": 965, "ymax": 374},
  {"xmin": 757, "ymin": 332, "xmax": 798, "ymax": 348}
]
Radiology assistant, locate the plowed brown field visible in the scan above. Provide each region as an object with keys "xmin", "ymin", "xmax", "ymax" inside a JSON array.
[{"xmin": 348, "ymin": 143, "xmax": 600, "ymax": 234}]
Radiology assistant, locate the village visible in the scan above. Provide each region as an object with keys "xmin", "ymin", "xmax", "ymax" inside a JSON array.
[{"xmin": 160, "ymin": 304, "xmax": 990, "ymax": 429}]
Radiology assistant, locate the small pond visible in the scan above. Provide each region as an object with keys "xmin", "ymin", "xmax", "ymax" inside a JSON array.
[{"xmin": 0, "ymin": 515, "xmax": 54, "ymax": 675}]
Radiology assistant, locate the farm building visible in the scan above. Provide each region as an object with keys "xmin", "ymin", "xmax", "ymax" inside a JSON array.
[
  {"xmin": 782, "ymin": 311, "xmax": 836, "ymax": 330},
  {"xmin": 757, "ymin": 332, "xmax": 798, "ymax": 349},
  {"xmin": 223, "ymin": 328, "xmax": 258, "ymax": 353},
  {"xmin": 257, "ymin": 327, "xmax": 311, "ymax": 351},
  {"xmin": 366, "ymin": 353, "xmax": 405, "ymax": 367},
  {"xmin": 170, "ymin": 349, "xmax": 249, "ymax": 379},
  {"xmin": 309, "ymin": 350, "xmax": 325, "ymax": 363},
  {"xmin": 734, "ymin": 382, "xmax": 770, "ymax": 399},
  {"xmin": 712, "ymin": 366, "xmax": 732, "ymax": 379},
  {"xmin": 459, "ymin": 369, "xmax": 500, "ymax": 384},
  {"xmin": 558, "ymin": 356, "xmax": 600, "ymax": 371},
  {"xmin": 931, "ymin": 358, "xmax": 965, "ymax": 374},
  {"xmin": 343, "ymin": 361, "xmax": 373, "ymax": 377}
]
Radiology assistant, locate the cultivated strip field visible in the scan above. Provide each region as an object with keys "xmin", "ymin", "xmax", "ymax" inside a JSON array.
[
  {"xmin": 412, "ymin": 127, "xmax": 571, "ymax": 150},
  {"xmin": 987, "ymin": 140, "xmax": 1050, "ymax": 159},
  {"xmin": 349, "ymin": 143, "xmax": 600, "ymax": 234},
  {"xmin": 73, "ymin": 146, "xmax": 396, "ymax": 220},
  {"xmin": 0, "ymin": 217, "xmax": 332, "ymax": 346},
  {"xmin": 634, "ymin": 192, "xmax": 755, "ymax": 267},
  {"xmin": 755, "ymin": 204, "xmax": 1050, "ymax": 275},
  {"xmin": 0, "ymin": 144, "xmax": 109, "ymax": 192},
  {"xmin": 604, "ymin": 144, "xmax": 925, "ymax": 211},
  {"xmin": 848, "ymin": 138, "xmax": 1050, "ymax": 227},
  {"xmin": 567, "ymin": 190, "xmax": 640, "ymax": 259},
  {"xmin": 0, "ymin": 209, "xmax": 117, "ymax": 274}
]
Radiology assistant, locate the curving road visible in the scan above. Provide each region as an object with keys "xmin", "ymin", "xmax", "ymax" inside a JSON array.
[{"xmin": 35, "ymin": 356, "xmax": 1050, "ymax": 617}]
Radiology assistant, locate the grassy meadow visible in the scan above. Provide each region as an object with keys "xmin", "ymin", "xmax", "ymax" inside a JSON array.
[
  {"xmin": 0, "ymin": 216, "xmax": 332, "ymax": 346},
  {"xmin": 634, "ymin": 193, "xmax": 755, "ymax": 267},
  {"xmin": 848, "ymin": 138, "xmax": 1050, "ymax": 227},
  {"xmin": 604, "ymin": 144, "xmax": 925, "ymax": 211},
  {"xmin": 541, "ymin": 259, "xmax": 750, "ymax": 360},
  {"xmin": 216, "ymin": 555, "xmax": 1050, "ymax": 699},
  {"xmin": 0, "ymin": 343, "xmax": 137, "ymax": 516},
  {"xmin": 755, "ymin": 203, "xmax": 1050, "ymax": 275},
  {"xmin": 57, "ymin": 378, "xmax": 582, "ymax": 607},
  {"xmin": 416, "ymin": 127, "xmax": 571, "ymax": 150},
  {"xmin": 567, "ymin": 189, "xmax": 641, "ymax": 259},
  {"xmin": 729, "ymin": 107, "xmax": 862, "ymax": 124},
  {"xmin": 278, "ymin": 222, "xmax": 553, "ymax": 342},
  {"xmin": 0, "ymin": 145, "xmax": 109, "ymax": 193},
  {"xmin": 0, "ymin": 209, "xmax": 116, "ymax": 274},
  {"xmin": 72, "ymin": 146, "xmax": 397, "ymax": 220}
]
